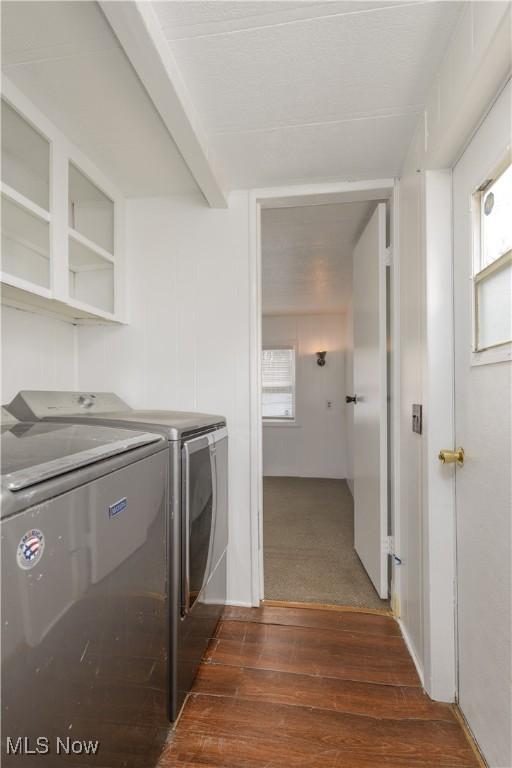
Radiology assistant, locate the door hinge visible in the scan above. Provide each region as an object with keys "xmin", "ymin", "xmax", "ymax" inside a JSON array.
[
  {"xmin": 383, "ymin": 535, "xmax": 393, "ymax": 554},
  {"xmin": 384, "ymin": 247, "xmax": 392, "ymax": 266},
  {"xmin": 384, "ymin": 536, "xmax": 402, "ymax": 565}
]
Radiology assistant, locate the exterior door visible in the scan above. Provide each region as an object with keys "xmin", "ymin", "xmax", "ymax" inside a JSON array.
[
  {"xmin": 352, "ymin": 203, "xmax": 388, "ymax": 598},
  {"xmin": 452, "ymin": 81, "xmax": 511, "ymax": 767}
]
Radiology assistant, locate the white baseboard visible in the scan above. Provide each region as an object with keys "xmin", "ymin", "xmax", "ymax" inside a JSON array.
[
  {"xmin": 224, "ymin": 599, "xmax": 254, "ymax": 608},
  {"xmin": 398, "ymin": 617, "xmax": 425, "ymax": 687},
  {"xmin": 263, "ymin": 473, "xmax": 347, "ymax": 480}
]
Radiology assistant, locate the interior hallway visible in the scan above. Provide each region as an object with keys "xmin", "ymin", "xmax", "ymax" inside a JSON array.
[
  {"xmin": 263, "ymin": 477, "xmax": 389, "ymax": 610},
  {"xmin": 160, "ymin": 604, "xmax": 482, "ymax": 767}
]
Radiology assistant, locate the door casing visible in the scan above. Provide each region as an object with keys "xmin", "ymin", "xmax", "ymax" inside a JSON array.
[
  {"xmin": 248, "ymin": 178, "xmax": 400, "ymax": 612},
  {"xmin": 352, "ymin": 202, "xmax": 389, "ymax": 599}
]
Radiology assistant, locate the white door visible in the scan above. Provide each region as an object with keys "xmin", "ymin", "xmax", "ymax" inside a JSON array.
[
  {"xmin": 452, "ymin": 81, "xmax": 511, "ymax": 768},
  {"xmin": 352, "ymin": 203, "xmax": 388, "ymax": 598}
]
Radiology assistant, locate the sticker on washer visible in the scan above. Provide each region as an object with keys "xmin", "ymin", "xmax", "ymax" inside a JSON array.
[
  {"xmin": 17, "ymin": 529, "xmax": 45, "ymax": 570},
  {"xmin": 108, "ymin": 497, "xmax": 127, "ymax": 519}
]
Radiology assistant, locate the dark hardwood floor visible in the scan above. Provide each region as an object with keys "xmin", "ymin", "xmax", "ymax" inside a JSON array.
[{"xmin": 159, "ymin": 605, "xmax": 482, "ymax": 768}]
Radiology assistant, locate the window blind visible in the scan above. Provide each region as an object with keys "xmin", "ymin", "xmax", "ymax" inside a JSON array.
[{"xmin": 262, "ymin": 348, "xmax": 295, "ymax": 419}]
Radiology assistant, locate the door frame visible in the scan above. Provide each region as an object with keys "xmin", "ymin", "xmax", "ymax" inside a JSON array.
[
  {"xmin": 247, "ymin": 178, "xmax": 400, "ymax": 609},
  {"xmin": 421, "ymin": 169, "xmax": 457, "ymax": 701}
]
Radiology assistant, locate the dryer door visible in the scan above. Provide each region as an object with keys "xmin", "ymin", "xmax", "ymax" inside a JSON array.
[{"xmin": 181, "ymin": 435, "xmax": 215, "ymax": 616}]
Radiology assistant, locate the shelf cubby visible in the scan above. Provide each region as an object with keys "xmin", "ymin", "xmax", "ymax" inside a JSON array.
[
  {"xmin": 1, "ymin": 98, "xmax": 50, "ymax": 212},
  {"xmin": 69, "ymin": 163, "xmax": 114, "ymax": 255},
  {"xmin": 68, "ymin": 234, "xmax": 114, "ymax": 315},
  {"xmin": 1, "ymin": 193, "xmax": 50, "ymax": 290},
  {"xmin": 1, "ymin": 78, "xmax": 124, "ymax": 324}
]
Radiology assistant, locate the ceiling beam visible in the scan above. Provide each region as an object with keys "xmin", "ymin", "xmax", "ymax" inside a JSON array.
[
  {"xmin": 100, "ymin": 1, "xmax": 227, "ymax": 208},
  {"xmin": 253, "ymin": 178, "xmax": 395, "ymax": 209}
]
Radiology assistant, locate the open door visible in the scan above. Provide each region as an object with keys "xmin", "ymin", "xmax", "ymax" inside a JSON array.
[{"xmin": 351, "ymin": 203, "xmax": 388, "ymax": 598}]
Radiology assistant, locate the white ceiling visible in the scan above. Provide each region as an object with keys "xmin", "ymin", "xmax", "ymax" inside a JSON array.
[
  {"xmin": 1, "ymin": 1, "xmax": 463, "ymax": 198},
  {"xmin": 152, "ymin": 0, "xmax": 463, "ymax": 189},
  {"xmin": 1, "ymin": 1, "xmax": 199, "ymax": 197},
  {"xmin": 262, "ymin": 200, "xmax": 377, "ymax": 315}
]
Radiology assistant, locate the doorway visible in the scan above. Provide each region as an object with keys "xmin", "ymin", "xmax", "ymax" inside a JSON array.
[{"xmin": 256, "ymin": 191, "xmax": 394, "ymax": 612}]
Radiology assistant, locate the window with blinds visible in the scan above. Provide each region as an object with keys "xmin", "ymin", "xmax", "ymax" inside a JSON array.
[{"xmin": 262, "ymin": 347, "xmax": 296, "ymax": 420}]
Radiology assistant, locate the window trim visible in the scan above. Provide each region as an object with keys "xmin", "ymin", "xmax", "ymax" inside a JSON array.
[
  {"xmin": 261, "ymin": 343, "xmax": 297, "ymax": 424},
  {"xmin": 470, "ymin": 153, "xmax": 512, "ymax": 366}
]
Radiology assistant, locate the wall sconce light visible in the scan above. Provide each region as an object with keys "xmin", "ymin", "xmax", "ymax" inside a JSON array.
[{"xmin": 316, "ymin": 351, "xmax": 327, "ymax": 367}]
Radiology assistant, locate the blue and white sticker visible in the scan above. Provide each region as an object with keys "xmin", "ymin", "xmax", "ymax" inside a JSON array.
[
  {"xmin": 17, "ymin": 529, "xmax": 45, "ymax": 570},
  {"xmin": 108, "ymin": 497, "xmax": 127, "ymax": 519}
]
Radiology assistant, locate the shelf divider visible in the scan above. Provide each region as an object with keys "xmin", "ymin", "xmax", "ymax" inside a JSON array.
[
  {"xmin": 0, "ymin": 271, "xmax": 52, "ymax": 299},
  {"xmin": 1, "ymin": 182, "xmax": 51, "ymax": 223},
  {"xmin": 68, "ymin": 226, "xmax": 115, "ymax": 264}
]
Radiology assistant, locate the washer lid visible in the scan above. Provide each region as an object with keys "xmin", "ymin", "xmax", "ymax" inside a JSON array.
[{"xmin": 1, "ymin": 422, "xmax": 163, "ymax": 491}]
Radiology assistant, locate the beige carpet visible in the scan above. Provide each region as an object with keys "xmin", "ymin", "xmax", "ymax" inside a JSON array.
[{"xmin": 263, "ymin": 477, "xmax": 389, "ymax": 610}]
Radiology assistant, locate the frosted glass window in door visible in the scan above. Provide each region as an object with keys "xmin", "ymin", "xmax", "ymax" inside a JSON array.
[
  {"xmin": 480, "ymin": 163, "xmax": 512, "ymax": 269},
  {"xmin": 475, "ymin": 258, "xmax": 512, "ymax": 350},
  {"xmin": 473, "ymin": 160, "xmax": 512, "ymax": 351}
]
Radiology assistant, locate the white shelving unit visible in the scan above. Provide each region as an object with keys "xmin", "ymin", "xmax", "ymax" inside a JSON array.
[
  {"xmin": 1, "ymin": 99, "xmax": 50, "ymax": 211},
  {"xmin": 1, "ymin": 190, "xmax": 51, "ymax": 291},
  {"xmin": 1, "ymin": 78, "xmax": 125, "ymax": 323}
]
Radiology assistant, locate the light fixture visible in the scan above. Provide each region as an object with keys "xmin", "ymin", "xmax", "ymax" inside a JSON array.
[{"xmin": 316, "ymin": 351, "xmax": 327, "ymax": 367}]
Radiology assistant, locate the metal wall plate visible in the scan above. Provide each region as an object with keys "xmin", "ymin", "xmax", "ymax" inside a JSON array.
[{"xmin": 412, "ymin": 404, "xmax": 422, "ymax": 435}]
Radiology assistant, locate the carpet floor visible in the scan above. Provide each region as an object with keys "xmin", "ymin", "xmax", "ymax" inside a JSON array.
[{"xmin": 263, "ymin": 477, "xmax": 389, "ymax": 611}]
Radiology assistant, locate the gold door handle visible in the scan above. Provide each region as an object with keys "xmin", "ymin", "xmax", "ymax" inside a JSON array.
[{"xmin": 438, "ymin": 447, "xmax": 464, "ymax": 466}]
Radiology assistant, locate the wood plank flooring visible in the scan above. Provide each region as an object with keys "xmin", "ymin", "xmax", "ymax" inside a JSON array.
[{"xmin": 159, "ymin": 605, "xmax": 482, "ymax": 768}]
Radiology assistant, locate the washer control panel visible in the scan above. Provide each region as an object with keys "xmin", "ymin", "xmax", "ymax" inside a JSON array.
[{"xmin": 7, "ymin": 391, "xmax": 132, "ymax": 420}]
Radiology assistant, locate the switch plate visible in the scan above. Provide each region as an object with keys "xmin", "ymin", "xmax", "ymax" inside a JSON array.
[
  {"xmin": 326, "ymin": 400, "xmax": 332, "ymax": 409},
  {"xmin": 412, "ymin": 404, "xmax": 422, "ymax": 435}
]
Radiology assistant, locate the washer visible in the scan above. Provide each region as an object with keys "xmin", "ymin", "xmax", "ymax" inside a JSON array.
[
  {"xmin": 7, "ymin": 391, "xmax": 229, "ymax": 719},
  {"xmin": 1, "ymin": 410, "xmax": 168, "ymax": 767}
]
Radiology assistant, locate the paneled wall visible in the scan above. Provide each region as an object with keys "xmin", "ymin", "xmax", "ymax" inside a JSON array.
[
  {"xmin": 1, "ymin": 304, "xmax": 77, "ymax": 403},
  {"xmin": 76, "ymin": 191, "xmax": 253, "ymax": 607},
  {"xmin": 262, "ymin": 314, "xmax": 347, "ymax": 480}
]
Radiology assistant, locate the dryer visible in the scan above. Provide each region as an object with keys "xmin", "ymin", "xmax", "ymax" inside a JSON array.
[{"xmin": 7, "ymin": 391, "xmax": 229, "ymax": 719}]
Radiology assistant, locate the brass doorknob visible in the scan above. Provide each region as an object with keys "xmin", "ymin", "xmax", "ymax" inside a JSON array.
[{"xmin": 438, "ymin": 447, "xmax": 464, "ymax": 466}]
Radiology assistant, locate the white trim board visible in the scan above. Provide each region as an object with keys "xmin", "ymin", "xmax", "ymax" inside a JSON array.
[
  {"xmin": 422, "ymin": 170, "xmax": 457, "ymax": 702},
  {"xmin": 254, "ymin": 179, "xmax": 394, "ymax": 209}
]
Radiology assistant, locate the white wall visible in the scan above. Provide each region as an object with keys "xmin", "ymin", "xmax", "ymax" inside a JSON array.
[
  {"xmin": 1, "ymin": 304, "xmax": 77, "ymax": 403},
  {"xmin": 76, "ymin": 191, "xmax": 253, "ymax": 606},
  {"xmin": 262, "ymin": 313, "xmax": 347, "ymax": 479},
  {"xmin": 397, "ymin": 0, "xmax": 511, "ymax": 707}
]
